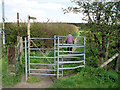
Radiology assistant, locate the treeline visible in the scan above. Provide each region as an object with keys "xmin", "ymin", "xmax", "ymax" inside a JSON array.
[{"xmin": 5, "ymin": 22, "xmax": 77, "ymax": 47}]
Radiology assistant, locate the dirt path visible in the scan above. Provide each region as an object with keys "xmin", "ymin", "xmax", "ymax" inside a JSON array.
[{"xmin": 13, "ymin": 74, "xmax": 54, "ymax": 88}]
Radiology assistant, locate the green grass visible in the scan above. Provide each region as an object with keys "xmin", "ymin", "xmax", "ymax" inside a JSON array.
[
  {"xmin": 50, "ymin": 66, "xmax": 119, "ymax": 88},
  {"xmin": 27, "ymin": 76, "xmax": 41, "ymax": 83},
  {"xmin": 2, "ymin": 56, "xmax": 24, "ymax": 87}
]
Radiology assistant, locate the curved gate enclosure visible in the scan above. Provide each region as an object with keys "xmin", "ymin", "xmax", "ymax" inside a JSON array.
[{"xmin": 25, "ymin": 35, "xmax": 86, "ymax": 79}]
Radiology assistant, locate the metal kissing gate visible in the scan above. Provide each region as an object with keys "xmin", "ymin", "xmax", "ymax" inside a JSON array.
[{"xmin": 25, "ymin": 35, "xmax": 86, "ymax": 80}]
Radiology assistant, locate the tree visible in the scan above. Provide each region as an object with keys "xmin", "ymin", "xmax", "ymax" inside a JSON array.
[{"xmin": 63, "ymin": 0, "xmax": 120, "ymax": 67}]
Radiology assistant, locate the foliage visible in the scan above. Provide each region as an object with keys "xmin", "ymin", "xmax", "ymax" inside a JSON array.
[
  {"xmin": 50, "ymin": 66, "xmax": 119, "ymax": 88},
  {"xmin": 63, "ymin": 1, "xmax": 120, "ymax": 67}
]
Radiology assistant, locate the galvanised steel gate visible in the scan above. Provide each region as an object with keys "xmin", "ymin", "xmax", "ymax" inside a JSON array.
[{"xmin": 25, "ymin": 35, "xmax": 85, "ymax": 80}]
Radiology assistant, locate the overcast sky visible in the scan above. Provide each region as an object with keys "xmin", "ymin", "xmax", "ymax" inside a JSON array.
[{"xmin": 0, "ymin": 0, "xmax": 86, "ymax": 23}]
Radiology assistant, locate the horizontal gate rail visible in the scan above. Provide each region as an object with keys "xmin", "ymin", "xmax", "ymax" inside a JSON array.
[
  {"xmin": 57, "ymin": 36, "xmax": 84, "ymax": 37},
  {"xmin": 30, "ymin": 63, "xmax": 56, "ymax": 66},
  {"xmin": 59, "ymin": 45, "xmax": 85, "ymax": 48},
  {"xmin": 30, "ymin": 37, "xmax": 62, "ymax": 40},
  {"xmin": 30, "ymin": 69, "xmax": 57, "ymax": 71},
  {"xmin": 59, "ymin": 60, "xmax": 84, "ymax": 64},
  {"xmin": 56, "ymin": 44, "xmax": 83, "ymax": 46},
  {"xmin": 30, "ymin": 48, "xmax": 54, "ymax": 50},
  {"xmin": 59, "ymin": 65, "xmax": 85, "ymax": 70},
  {"xmin": 29, "ymin": 73, "xmax": 62, "ymax": 76},
  {"xmin": 59, "ymin": 57, "xmax": 83, "ymax": 59},
  {"xmin": 55, "ymin": 51, "xmax": 83, "ymax": 53},
  {"xmin": 30, "ymin": 56, "xmax": 56, "ymax": 59},
  {"xmin": 59, "ymin": 54, "xmax": 85, "ymax": 57}
]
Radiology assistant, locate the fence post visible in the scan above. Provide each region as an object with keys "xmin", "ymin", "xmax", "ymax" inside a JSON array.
[
  {"xmin": 7, "ymin": 46, "xmax": 16, "ymax": 75},
  {"xmin": 20, "ymin": 37, "xmax": 23, "ymax": 64},
  {"xmin": 54, "ymin": 35, "xmax": 56, "ymax": 75},
  {"xmin": 62, "ymin": 37, "xmax": 63, "ymax": 77},
  {"xmin": 57, "ymin": 36, "xmax": 59, "ymax": 79},
  {"xmin": 17, "ymin": 36, "xmax": 23, "ymax": 65},
  {"xmin": 25, "ymin": 38, "xmax": 27, "ymax": 81},
  {"xmin": 28, "ymin": 38, "xmax": 30, "ymax": 75},
  {"xmin": 84, "ymin": 37, "xmax": 86, "ymax": 67},
  {"xmin": 0, "ymin": 29, "xmax": 2, "ymax": 88}
]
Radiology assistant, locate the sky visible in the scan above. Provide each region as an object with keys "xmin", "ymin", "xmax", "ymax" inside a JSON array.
[{"xmin": 0, "ymin": 0, "xmax": 86, "ymax": 23}]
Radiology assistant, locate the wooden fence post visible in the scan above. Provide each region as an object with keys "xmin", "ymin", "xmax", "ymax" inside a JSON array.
[
  {"xmin": 7, "ymin": 46, "xmax": 16, "ymax": 75},
  {"xmin": 20, "ymin": 37, "xmax": 23, "ymax": 64},
  {"xmin": 17, "ymin": 36, "xmax": 23, "ymax": 65}
]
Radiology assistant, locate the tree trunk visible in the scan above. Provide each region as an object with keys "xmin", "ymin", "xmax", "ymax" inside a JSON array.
[
  {"xmin": 105, "ymin": 41, "xmax": 110, "ymax": 61},
  {"xmin": 100, "ymin": 53, "xmax": 119, "ymax": 68}
]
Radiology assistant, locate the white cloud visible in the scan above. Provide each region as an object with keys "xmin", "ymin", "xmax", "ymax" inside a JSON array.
[
  {"xmin": 33, "ymin": 0, "xmax": 71, "ymax": 3},
  {"xmin": 0, "ymin": 0, "xmax": 85, "ymax": 23},
  {"xmin": 37, "ymin": 3, "xmax": 66, "ymax": 10}
]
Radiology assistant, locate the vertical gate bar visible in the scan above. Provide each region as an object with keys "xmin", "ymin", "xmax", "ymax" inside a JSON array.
[
  {"xmin": 54, "ymin": 35, "xmax": 56, "ymax": 74},
  {"xmin": 57, "ymin": 36, "xmax": 59, "ymax": 79},
  {"xmin": 25, "ymin": 38, "xmax": 27, "ymax": 81},
  {"xmin": 28, "ymin": 38, "xmax": 30, "ymax": 75},
  {"xmin": 84, "ymin": 37, "xmax": 86, "ymax": 66},
  {"xmin": 62, "ymin": 37, "xmax": 63, "ymax": 77}
]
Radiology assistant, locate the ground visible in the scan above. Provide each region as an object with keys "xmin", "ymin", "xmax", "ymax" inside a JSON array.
[{"xmin": 13, "ymin": 75, "xmax": 54, "ymax": 88}]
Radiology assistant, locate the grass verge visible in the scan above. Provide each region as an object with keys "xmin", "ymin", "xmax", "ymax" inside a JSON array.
[
  {"xmin": 2, "ymin": 56, "xmax": 24, "ymax": 87},
  {"xmin": 50, "ymin": 66, "xmax": 119, "ymax": 88}
]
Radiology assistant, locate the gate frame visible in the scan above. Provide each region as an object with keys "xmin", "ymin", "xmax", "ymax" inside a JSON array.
[
  {"xmin": 55, "ymin": 35, "xmax": 86, "ymax": 78},
  {"xmin": 25, "ymin": 35, "xmax": 86, "ymax": 80}
]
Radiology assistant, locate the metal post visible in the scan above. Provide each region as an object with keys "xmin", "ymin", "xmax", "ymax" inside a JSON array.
[
  {"xmin": 84, "ymin": 37, "xmax": 86, "ymax": 66},
  {"xmin": 25, "ymin": 38, "xmax": 27, "ymax": 81},
  {"xmin": 54, "ymin": 35, "xmax": 56, "ymax": 74},
  {"xmin": 17, "ymin": 12, "xmax": 20, "ymax": 36},
  {"xmin": 27, "ymin": 15, "xmax": 30, "ymax": 42},
  {"xmin": 27, "ymin": 15, "xmax": 30, "ymax": 75},
  {"xmin": 0, "ymin": 26, "xmax": 2, "ymax": 89},
  {"xmin": 62, "ymin": 37, "xmax": 63, "ymax": 77},
  {"xmin": 57, "ymin": 36, "xmax": 59, "ymax": 79},
  {"xmin": 2, "ymin": 0, "xmax": 5, "ymax": 47},
  {"xmin": 28, "ymin": 39, "xmax": 30, "ymax": 75}
]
